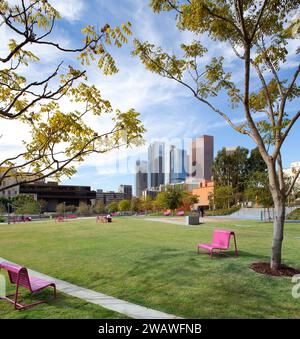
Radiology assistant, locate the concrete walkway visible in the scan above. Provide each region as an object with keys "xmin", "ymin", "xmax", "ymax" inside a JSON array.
[
  {"xmin": 145, "ymin": 217, "xmax": 187, "ymax": 225},
  {"xmin": 0, "ymin": 257, "xmax": 181, "ymax": 319}
]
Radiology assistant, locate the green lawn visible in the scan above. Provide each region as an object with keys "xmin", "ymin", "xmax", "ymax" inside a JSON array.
[{"xmin": 0, "ymin": 217, "xmax": 300, "ymax": 318}]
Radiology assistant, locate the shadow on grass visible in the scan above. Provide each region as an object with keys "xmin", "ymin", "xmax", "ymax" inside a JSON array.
[{"xmin": 196, "ymin": 250, "xmax": 269, "ymax": 260}]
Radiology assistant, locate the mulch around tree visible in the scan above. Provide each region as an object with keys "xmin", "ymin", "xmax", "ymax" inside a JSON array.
[{"xmin": 250, "ymin": 262, "xmax": 300, "ymax": 277}]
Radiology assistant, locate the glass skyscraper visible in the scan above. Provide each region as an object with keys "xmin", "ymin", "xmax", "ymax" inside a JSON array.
[
  {"xmin": 148, "ymin": 141, "xmax": 165, "ymax": 189},
  {"xmin": 169, "ymin": 145, "xmax": 188, "ymax": 184}
]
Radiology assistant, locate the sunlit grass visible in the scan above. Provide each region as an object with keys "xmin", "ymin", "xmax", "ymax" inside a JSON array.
[{"xmin": 0, "ymin": 217, "xmax": 299, "ymax": 318}]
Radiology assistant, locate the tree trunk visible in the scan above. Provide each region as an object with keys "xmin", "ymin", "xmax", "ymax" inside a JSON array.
[
  {"xmin": 267, "ymin": 162, "xmax": 286, "ymax": 270},
  {"xmin": 271, "ymin": 197, "xmax": 285, "ymax": 269}
]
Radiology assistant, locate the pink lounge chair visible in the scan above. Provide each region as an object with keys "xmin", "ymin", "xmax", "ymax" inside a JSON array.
[
  {"xmin": 177, "ymin": 211, "xmax": 185, "ymax": 216},
  {"xmin": 0, "ymin": 261, "xmax": 56, "ymax": 310},
  {"xmin": 197, "ymin": 229, "xmax": 238, "ymax": 257}
]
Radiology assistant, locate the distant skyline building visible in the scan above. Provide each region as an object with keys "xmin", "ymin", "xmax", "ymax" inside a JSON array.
[
  {"xmin": 96, "ymin": 187, "xmax": 130, "ymax": 206},
  {"xmin": 148, "ymin": 141, "xmax": 165, "ymax": 189},
  {"xmin": 118, "ymin": 184, "xmax": 133, "ymax": 199},
  {"xmin": 189, "ymin": 135, "xmax": 214, "ymax": 182},
  {"xmin": 135, "ymin": 160, "xmax": 148, "ymax": 197},
  {"xmin": 225, "ymin": 146, "xmax": 238, "ymax": 155},
  {"xmin": 169, "ymin": 145, "xmax": 188, "ymax": 184},
  {"xmin": 284, "ymin": 162, "xmax": 300, "ymax": 188}
]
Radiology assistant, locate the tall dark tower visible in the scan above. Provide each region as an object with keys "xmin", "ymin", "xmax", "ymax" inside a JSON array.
[
  {"xmin": 148, "ymin": 142, "xmax": 165, "ymax": 189},
  {"xmin": 135, "ymin": 160, "xmax": 148, "ymax": 197}
]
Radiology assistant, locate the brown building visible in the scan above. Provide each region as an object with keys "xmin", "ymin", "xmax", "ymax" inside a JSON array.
[
  {"xmin": 189, "ymin": 135, "xmax": 214, "ymax": 181},
  {"xmin": 19, "ymin": 182, "xmax": 96, "ymax": 212}
]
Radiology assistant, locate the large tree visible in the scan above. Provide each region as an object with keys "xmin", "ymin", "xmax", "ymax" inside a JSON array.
[
  {"xmin": 0, "ymin": 0, "xmax": 144, "ymax": 192},
  {"xmin": 133, "ymin": 0, "xmax": 300, "ymax": 269},
  {"xmin": 213, "ymin": 146, "xmax": 249, "ymax": 191},
  {"xmin": 161, "ymin": 186, "xmax": 183, "ymax": 214}
]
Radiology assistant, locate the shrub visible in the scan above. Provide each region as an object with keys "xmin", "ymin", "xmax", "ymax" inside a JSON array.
[
  {"xmin": 205, "ymin": 205, "xmax": 241, "ymax": 216},
  {"xmin": 286, "ymin": 208, "xmax": 300, "ymax": 220},
  {"xmin": 77, "ymin": 202, "xmax": 90, "ymax": 215}
]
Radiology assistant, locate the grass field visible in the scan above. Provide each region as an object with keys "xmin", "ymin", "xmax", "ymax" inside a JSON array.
[{"xmin": 0, "ymin": 217, "xmax": 300, "ymax": 319}]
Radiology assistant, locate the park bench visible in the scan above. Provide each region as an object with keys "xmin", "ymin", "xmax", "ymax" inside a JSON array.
[
  {"xmin": 66, "ymin": 214, "xmax": 77, "ymax": 219},
  {"xmin": 96, "ymin": 215, "xmax": 108, "ymax": 223},
  {"xmin": 12, "ymin": 216, "xmax": 32, "ymax": 223},
  {"xmin": 197, "ymin": 229, "xmax": 238, "ymax": 257},
  {"xmin": 96, "ymin": 215, "xmax": 112, "ymax": 223},
  {"xmin": 0, "ymin": 261, "xmax": 56, "ymax": 310}
]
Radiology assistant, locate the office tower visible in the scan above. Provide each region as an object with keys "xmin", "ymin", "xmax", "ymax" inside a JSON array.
[
  {"xmin": 189, "ymin": 135, "xmax": 214, "ymax": 181},
  {"xmin": 135, "ymin": 160, "xmax": 148, "ymax": 197},
  {"xmin": 118, "ymin": 185, "xmax": 133, "ymax": 199},
  {"xmin": 148, "ymin": 141, "xmax": 165, "ymax": 189},
  {"xmin": 169, "ymin": 145, "xmax": 188, "ymax": 184}
]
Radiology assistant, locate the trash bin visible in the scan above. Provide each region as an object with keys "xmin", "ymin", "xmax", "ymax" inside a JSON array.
[{"xmin": 188, "ymin": 211, "xmax": 200, "ymax": 225}]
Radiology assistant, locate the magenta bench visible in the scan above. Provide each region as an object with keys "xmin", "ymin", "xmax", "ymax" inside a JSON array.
[
  {"xmin": 197, "ymin": 229, "xmax": 238, "ymax": 257},
  {"xmin": 0, "ymin": 261, "xmax": 56, "ymax": 310},
  {"xmin": 67, "ymin": 214, "xmax": 77, "ymax": 219}
]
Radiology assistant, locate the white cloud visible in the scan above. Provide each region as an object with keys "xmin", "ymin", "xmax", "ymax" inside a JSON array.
[{"xmin": 49, "ymin": 0, "xmax": 85, "ymax": 21}]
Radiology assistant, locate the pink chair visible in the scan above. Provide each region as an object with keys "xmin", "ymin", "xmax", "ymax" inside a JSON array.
[
  {"xmin": 197, "ymin": 229, "xmax": 238, "ymax": 257},
  {"xmin": 0, "ymin": 261, "xmax": 56, "ymax": 310},
  {"xmin": 177, "ymin": 211, "xmax": 185, "ymax": 216}
]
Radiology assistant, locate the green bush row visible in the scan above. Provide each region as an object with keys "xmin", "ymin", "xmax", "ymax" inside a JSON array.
[
  {"xmin": 286, "ymin": 208, "xmax": 300, "ymax": 220},
  {"xmin": 205, "ymin": 205, "xmax": 241, "ymax": 216}
]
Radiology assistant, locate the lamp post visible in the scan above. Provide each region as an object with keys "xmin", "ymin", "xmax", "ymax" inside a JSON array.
[
  {"xmin": 63, "ymin": 201, "xmax": 66, "ymax": 219},
  {"xmin": 7, "ymin": 202, "xmax": 12, "ymax": 224}
]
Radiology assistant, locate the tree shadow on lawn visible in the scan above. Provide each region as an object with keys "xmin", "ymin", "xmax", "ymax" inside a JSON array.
[
  {"xmin": 196, "ymin": 250, "xmax": 270, "ymax": 261},
  {"xmin": 126, "ymin": 247, "xmax": 270, "ymax": 278}
]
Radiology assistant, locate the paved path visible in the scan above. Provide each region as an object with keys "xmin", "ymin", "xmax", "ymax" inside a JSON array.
[
  {"xmin": 0, "ymin": 257, "xmax": 181, "ymax": 319},
  {"xmin": 145, "ymin": 217, "xmax": 187, "ymax": 225}
]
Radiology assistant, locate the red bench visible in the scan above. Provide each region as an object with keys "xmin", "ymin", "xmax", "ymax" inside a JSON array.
[
  {"xmin": 197, "ymin": 229, "xmax": 238, "ymax": 258},
  {"xmin": 67, "ymin": 214, "xmax": 77, "ymax": 219},
  {"xmin": 12, "ymin": 216, "xmax": 32, "ymax": 223},
  {"xmin": 0, "ymin": 261, "xmax": 56, "ymax": 310}
]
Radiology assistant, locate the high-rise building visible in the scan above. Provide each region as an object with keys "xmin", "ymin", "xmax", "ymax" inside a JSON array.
[
  {"xmin": 135, "ymin": 160, "xmax": 148, "ymax": 197},
  {"xmin": 118, "ymin": 185, "xmax": 132, "ymax": 199},
  {"xmin": 189, "ymin": 135, "xmax": 214, "ymax": 181},
  {"xmin": 148, "ymin": 141, "xmax": 165, "ymax": 188},
  {"xmin": 169, "ymin": 145, "xmax": 188, "ymax": 184},
  {"xmin": 284, "ymin": 162, "xmax": 300, "ymax": 188}
]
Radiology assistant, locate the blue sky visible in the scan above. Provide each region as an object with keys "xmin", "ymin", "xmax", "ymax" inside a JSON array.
[{"xmin": 1, "ymin": 0, "xmax": 299, "ymax": 192}]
